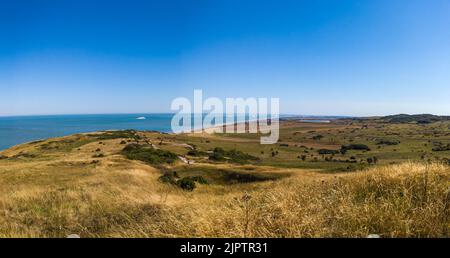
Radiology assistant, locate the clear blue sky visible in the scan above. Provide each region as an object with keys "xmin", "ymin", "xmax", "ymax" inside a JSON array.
[{"xmin": 1, "ymin": 0, "xmax": 449, "ymax": 116}]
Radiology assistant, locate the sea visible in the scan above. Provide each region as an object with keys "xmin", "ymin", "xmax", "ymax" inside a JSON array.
[
  {"xmin": 0, "ymin": 113, "xmax": 334, "ymax": 151},
  {"xmin": 0, "ymin": 114, "xmax": 176, "ymax": 151}
]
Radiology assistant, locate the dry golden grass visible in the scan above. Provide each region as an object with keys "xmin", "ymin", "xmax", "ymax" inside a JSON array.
[
  {"xmin": 140, "ymin": 162, "xmax": 449, "ymax": 238},
  {"xmin": 0, "ymin": 133, "xmax": 448, "ymax": 238}
]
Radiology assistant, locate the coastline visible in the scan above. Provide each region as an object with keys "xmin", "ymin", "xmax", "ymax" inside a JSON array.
[
  {"xmin": 187, "ymin": 118, "xmax": 272, "ymax": 134},
  {"xmin": 0, "ymin": 114, "xmax": 337, "ymax": 151},
  {"xmin": 0, "ymin": 118, "xmax": 265, "ymax": 152}
]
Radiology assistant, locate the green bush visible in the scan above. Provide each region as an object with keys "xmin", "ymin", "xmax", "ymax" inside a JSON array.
[
  {"xmin": 158, "ymin": 173, "xmax": 207, "ymax": 190},
  {"xmin": 190, "ymin": 176, "xmax": 208, "ymax": 184},
  {"xmin": 177, "ymin": 177, "xmax": 196, "ymax": 191},
  {"xmin": 187, "ymin": 149, "xmax": 208, "ymax": 157},
  {"xmin": 341, "ymin": 144, "xmax": 371, "ymax": 151},
  {"xmin": 432, "ymin": 143, "xmax": 450, "ymax": 152},
  {"xmin": 376, "ymin": 139, "xmax": 400, "ymax": 145},
  {"xmin": 158, "ymin": 172, "xmax": 177, "ymax": 184},
  {"xmin": 209, "ymin": 151, "xmax": 225, "ymax": 161},
  {"xmin": 121, "ymin": 144, "xmax": 178, "ymax": 164},
  {"xmin": 318, "ymin": 149, "xmax": 339, "ymax": 155},
  {"xmin": 208, "ymin": 147, "xmax": 258, "ymax": 164}
]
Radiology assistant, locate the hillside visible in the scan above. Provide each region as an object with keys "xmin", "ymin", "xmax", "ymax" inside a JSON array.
[
  {"xmin": 0, "ymin": 121, "xmax": 449, "ymax": 237},
  {"xmin": 381, "ymin": 114, "xmax": 450, "ymax": 124}
]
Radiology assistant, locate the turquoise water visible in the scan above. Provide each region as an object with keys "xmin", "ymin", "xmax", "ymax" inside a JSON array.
[{"xmin": 0, "ymin": 114, "xmax": 175, "ymax": 151}]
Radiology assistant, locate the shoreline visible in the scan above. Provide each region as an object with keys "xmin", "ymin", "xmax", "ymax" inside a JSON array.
[
  {"xmin": 186, "ymin": 118, "xmax": 264, "ymax": 134},
  {"xmin": 0, "ymin": 116, "xmax": 338, "ymax": 151},
  {"xmin": 0, "ymin": 117, "xmax": 329, "ymax": 151}
]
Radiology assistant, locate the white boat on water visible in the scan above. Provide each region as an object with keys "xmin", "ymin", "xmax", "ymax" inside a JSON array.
[{"xmin": 136, "ymin": 116, "xmax": 146, "ymax": 120}]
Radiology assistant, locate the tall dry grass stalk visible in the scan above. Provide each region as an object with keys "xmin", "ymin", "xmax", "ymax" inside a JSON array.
[{"xmin": 0, "ymin": 162, "xmax": 448, "ymax": 237}]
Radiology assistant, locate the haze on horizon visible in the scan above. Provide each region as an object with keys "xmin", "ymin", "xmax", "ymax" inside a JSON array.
[{"xmin": 1, "ymin": 0, "xmax": 450, "ymax": 117}]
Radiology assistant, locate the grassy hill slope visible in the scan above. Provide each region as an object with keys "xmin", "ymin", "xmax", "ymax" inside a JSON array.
[{"xmin": 0, "ymin": 122, "xmax": 449, "ymax": 237}]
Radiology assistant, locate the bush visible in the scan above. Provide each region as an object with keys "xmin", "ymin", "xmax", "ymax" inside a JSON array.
[
  {"xmin": 122, "ymin": 144, "xmax": 178, "ymax": 165},
  {"xmin": 187, "ymin": 149, "xmax": 208, "ymax": 157},
  {"xmin": 376, "ymin": 139, "xmax": 400, "ymax": 145},
  {"xmin": 226, "ymin": 149, "xmax": 259, "ymax": 163},
  {"xmin": 158, "ymin": 172, "xmax": 177, "ymax": 184},
  {"xmin": 312, "ymin": 135, "xmax": 324, "ymax": 140},
  {"xmin": 432, "ymin": 143, "xmax": 450, "ymax": 152},
  {"xmin": 177, "ymin": 177, "xmax": 196, "ymax": 191},
  {"xmin": 318, "ymin": 149, "xmax": 339, "ymax": 155},
  {"xmin": 208, "ymin": 147, "xmax": 258, "ymax": 164},
  {"xmin": 209, "ymin": 151, "xmax": 226, "ymax": 161},
  {"xmin": 341, "ymin": 144, "xmax": 371, "ymax": 151},
  {"xmin": 159, "ymin": 173, "xmax": 207, "ymax": 190},
  {"xmin": 190, "ymin": 176, "xmax": 208, "ymax": 184}
]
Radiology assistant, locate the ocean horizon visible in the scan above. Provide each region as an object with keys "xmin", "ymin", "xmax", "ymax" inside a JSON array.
[
  {"xmin": 0, "ymin": 114, "xmax": 178, "ymax": 151},
  {"xmin": 0, "ymin": 113, "xmax": 307, "ymax": 151}
]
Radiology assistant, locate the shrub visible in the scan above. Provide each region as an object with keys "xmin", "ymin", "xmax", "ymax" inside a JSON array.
[
  {"xmin": 190, "ymin": 176, "xmax": 208, "ymax": 184},
  {"xmin": 159, "ymin": 173, "xmax": 207, "ymax": 190},
  {"xmin": 318, "ymin": 149, "xmax": 339, "ymax": 155},
  {"xmin": 187, "ymin": 149, "xmax": 208, "ymax": 157},
  {"xmin": 209, "ymin": 147, "xmax": 258, "ymax": 164},
  {"xmin": 177, "ymin": 177, "xmax": 196, "ymax": 191},
  {"xmin": 223, "ymin": 172, "xmax": 279, "ymax": 183},
  {"xmin": 432, "ymin": 143, "xmax": 450, "ymax": 152},
  {"xmin": 312, "ymin": 135, "xmax": 324, "ymax": 140},
  {"xmin": 226, "ymin": 149, "xmax": 259, "ymax": 163},
  {"xmin": 158, "ymin": 172, "xmax": 177, "ymax": 184},
  {"xmin": 122, "ymin": 144, "xmax": 178, "ymax": 165},
  {"xmin": 376, "ymin": 139, "xmax": 400, "ymax": 145},
  {"xmin": 341, "ymin": 144, "xmax": 371, "ymax": 151},
  {"xmin": 209, "ymin": 151, "xmax": 226, "ymax": 161}
]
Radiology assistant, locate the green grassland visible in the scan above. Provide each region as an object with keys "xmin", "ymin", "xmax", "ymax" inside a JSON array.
[{"xmin": 166, "ymin": 119, "xmax": 450, "ymax": 171}]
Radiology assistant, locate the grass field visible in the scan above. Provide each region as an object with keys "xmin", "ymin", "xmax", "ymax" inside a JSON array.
[{"xmin": 0, "ymin": 119, "xmax": 449, "ymax": 237}]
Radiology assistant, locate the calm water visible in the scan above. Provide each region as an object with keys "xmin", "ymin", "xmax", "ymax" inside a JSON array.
[
  {"xmin": 0, "ymin": 113, "xmax": 307, "ymax": 150},
  {"xmin": 299, "ymin": 119, "xmax": 331, "ymax": 123},
  {"xmin": 0, "ymin": 114, "xmax": 175, "ymax": 151},
  {"xmin": 0, "ymin": 113, "xmax": 266, "ymax": 150}
]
